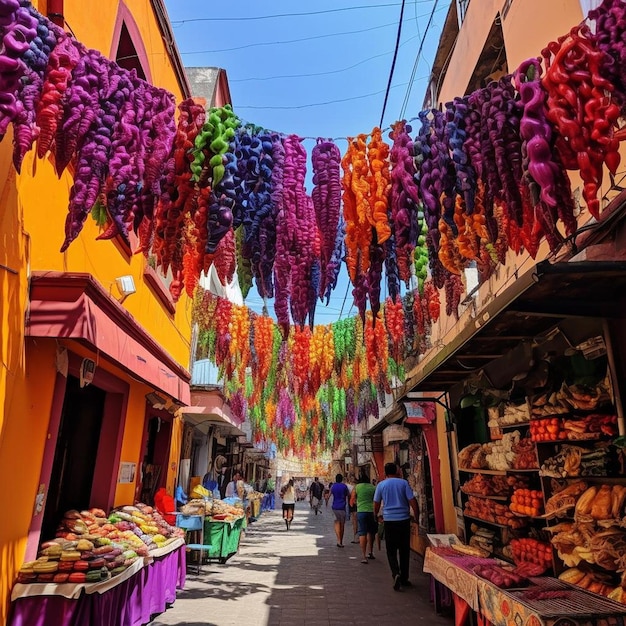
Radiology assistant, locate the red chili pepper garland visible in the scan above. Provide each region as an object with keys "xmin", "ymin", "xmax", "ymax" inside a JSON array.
[{"xmin": 541, "ymin": 24, "xmax": 621, "ymax": 219}]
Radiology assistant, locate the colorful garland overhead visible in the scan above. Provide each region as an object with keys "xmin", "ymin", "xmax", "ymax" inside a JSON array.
[
  {"xmin": 1, "ymin": 0, "xmax": 626, "ymax": 454},
  {"xmin": 193, "ymin": 288, "xmax": 412, "ymax": 457}
]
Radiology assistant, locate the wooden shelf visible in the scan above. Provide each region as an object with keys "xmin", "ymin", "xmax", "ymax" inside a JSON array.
[
  {"xmin": 459, "ymin": 467, "xmax": 507, "ymax": 476},
  {"xmin": 499, "ymin": 422, "xmax": 530, "ymax": 430},
  {"xmin": 462, "ymin": 492, "xmax": 508, "ymax": 501},
  {"xmin": 464, "ymin": 515, "xmax": 513, "ymax": 529},
  {"xmin": 507, "ymin": 468, "xmax": 540, "ymax": 473}
]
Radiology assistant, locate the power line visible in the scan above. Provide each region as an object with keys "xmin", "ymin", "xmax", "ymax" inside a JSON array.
[
  {"xmin": 237, "ymin": 81, "xmax": 410, "ymax": 111},
  {"xmin": 181, "ymin": 21, "xmax": 398, "ymax": 55},
  {"xmin": 379, "ymin": 0, "xmax": 407, "ymax": 127},
  {"xmin": 171, "ymin": 2, "xmax": 434, "ymax": 25},
  {"xmin": 399, "ymin": 0, "xmax": 440, "ymax": 119},
  {"xmin": 230, "ymin": 34, "xmax": 420, "ymax": 83}
]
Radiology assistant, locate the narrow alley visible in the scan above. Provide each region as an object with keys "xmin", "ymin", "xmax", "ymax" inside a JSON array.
[{"xmin": 151, "ymin": 504, "xmax": 453, "ymax": 626}]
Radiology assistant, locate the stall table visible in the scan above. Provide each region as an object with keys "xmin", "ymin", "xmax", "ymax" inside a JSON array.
[
  {"xmin": 424, "ymin": 547, "xmax": 626, "ymax": 626},
  {"xmin": 204, "ymin": 516, "xmax": 246, "ymax": 564},
  {"xmin": 8, "ymin": 539, "xmax": 186, "ymax": 626}
]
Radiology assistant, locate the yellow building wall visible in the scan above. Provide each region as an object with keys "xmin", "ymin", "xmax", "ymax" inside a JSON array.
[{"xmin": 0, "ymin": 1, "xmax": 192, "ymax": 621}]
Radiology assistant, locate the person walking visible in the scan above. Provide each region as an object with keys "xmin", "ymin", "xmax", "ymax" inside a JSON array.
[
  {"xmin": 265, "ymin": 473, "xmax": 276, "ymax": 510},
  {"xmin": 323, "ymin": 482, "xmax": 332, "ymax": 508},
  {"xmin": 309, "ymin": 477, "xmax": 324, "ymax": 515},
  {"xmin": 346, "ymin": 475, "xmax": 358, "ymax": 542},
  {"xmin": 330, "ymin": 474, "xmax": 350, "ymax": 547},
  {"xmin": 373, "ymin": 463, "xmax": 419, "ymax": 591},
  {"xmin": 281, "ymin": 479, "xmax": 296, "ymax": 530},
  {"xmin": 350, "ymin": 473, "xmax": 377, "ymax": 564}
]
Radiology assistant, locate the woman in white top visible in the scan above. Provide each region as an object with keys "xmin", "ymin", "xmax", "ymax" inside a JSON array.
[{"xmin": 281, "ymin": 479, "xmax": 296, "ymax": 530}]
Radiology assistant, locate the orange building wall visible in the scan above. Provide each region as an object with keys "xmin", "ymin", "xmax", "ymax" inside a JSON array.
[
  {"xmin": 437, "ymin": 0, "xmax": 584, "ymax": 106},
  {"xmin": 0, "ymin": 1, "xmax": 193, "ymax": 621},
  {"xmin": 0, "ymin": 342, "xmax": 57, "ymax": 625}
]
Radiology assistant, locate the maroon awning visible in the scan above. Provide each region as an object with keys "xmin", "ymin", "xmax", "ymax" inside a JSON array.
[{"xmin": 27, "ymin": 272, "xmax": 190, "ymax": 404}]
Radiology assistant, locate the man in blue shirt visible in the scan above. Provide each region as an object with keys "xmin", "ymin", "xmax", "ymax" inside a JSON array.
[{"xmin": 373, "ymin": 462, "xmax": 420, "ymax": 591}]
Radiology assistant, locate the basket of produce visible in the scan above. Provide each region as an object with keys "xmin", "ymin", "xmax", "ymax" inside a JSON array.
[{"xmin": 510, "ymin": 538, "xmax": 553, "ymax": 574}]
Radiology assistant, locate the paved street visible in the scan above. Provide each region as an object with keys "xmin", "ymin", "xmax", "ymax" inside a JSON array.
[{"xmin": 151, "ymin": 502, "xmax": 453, "ymax": 626}]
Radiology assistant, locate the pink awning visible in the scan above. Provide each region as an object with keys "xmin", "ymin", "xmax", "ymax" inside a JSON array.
[{"xmin": 27, "ymin": 272, "xmax": 190, "ymax": 404}]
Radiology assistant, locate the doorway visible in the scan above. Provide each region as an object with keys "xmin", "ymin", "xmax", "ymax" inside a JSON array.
[
  {"xmin": 140, "ymin": 413, "xmax": 172, "ymax": 504},
  {"xmin": 41, "ymin": 375, "xmax": 105, "ymax": 540}
]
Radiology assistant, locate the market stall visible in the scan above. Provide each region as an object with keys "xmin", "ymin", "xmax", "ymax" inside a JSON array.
[
  {"xmin": 179, "ymin": 496, "xmax": 247, "ymax": 564},
  {"xmin": 8, "ymin": 504, "xmax": 187, "ymax": 626},
  {"xmin": 425, "ymin": 546, "xmax": 626, "ymax": 626},
  {"xmin": 203, "ymin": 517, "xmax": 246, "ymax": 564},
  {"xmin": 8, "ymin": 539, "xmax": 185, "ymax": 626}
]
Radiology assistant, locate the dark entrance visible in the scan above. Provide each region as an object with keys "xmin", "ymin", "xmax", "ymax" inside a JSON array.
[{"xmin": 41, "ymin": 375, "xmax": 105, "ymax": 540}]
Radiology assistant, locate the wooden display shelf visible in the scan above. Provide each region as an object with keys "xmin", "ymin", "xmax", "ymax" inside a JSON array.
[
  {"xmin": 499, "ymin": 422, "xmax": 530, "ymax": 430},
  {"xmin": 507, "ymin": 467, "xmax": 540, "ymax": 473},
  {"xmin": 459, "ymin": 467, "xmax": 507, "ymax": 476},
  {"xmin": 462, "ymin": 492, "xmax": 508, "ymax": 501},
  {"xmin": 464, "ymin": 514, "xmax": 516, "ymax": 529}
]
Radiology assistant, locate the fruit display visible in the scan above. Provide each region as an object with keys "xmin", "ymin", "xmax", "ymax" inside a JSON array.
[
  {"xmin": 510, "ymin": 538, "xmax": 552, "ymax": 573},
  {"xmin": 530, "ymin": 417, "xmax": 567, "ymax": 442},
  {"xmin": 510, "ymin": 489, "xmax": 544, "ymax": 517},
  {"xmin": 16, "ymin": 504, "xmax": 185, "ymax": 586},
  {"xmin": 461, "ymin": 473, "xmax": 529, "ymax": 497},
  {"xmin": 464, "ymin": 496, "xmax": 526, "ymax": 528}
]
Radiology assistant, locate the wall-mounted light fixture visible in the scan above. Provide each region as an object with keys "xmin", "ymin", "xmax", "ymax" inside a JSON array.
[{"xmin": 115, "ymin": 275, "xmax": 136, "ymax": 303}]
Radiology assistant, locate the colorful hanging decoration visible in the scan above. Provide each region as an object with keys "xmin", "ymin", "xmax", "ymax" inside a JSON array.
[{"xmin": 0, "ymin": 0, "xmax": 625, "ymax": 455}]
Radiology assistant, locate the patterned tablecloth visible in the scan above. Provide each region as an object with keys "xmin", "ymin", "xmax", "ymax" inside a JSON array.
[
  {"xmin": 424, "ymin": 548, "xmax": 626, "ymax": 626},
  {"xmin": 423, "ymin": 547, "xmax": 483, "ymax": 611}
]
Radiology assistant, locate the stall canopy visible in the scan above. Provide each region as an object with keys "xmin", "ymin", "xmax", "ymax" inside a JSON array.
[
  {"xmin": 183, "ymin": 389, "xmax": 246, "ymax": 437},
  {"xmin": 26, "ymin": 272, "xmax": 190, "ymax": 403},
  {"xmin": 400, "ymin": 260, "xmax": 626, "ymax": 397}
]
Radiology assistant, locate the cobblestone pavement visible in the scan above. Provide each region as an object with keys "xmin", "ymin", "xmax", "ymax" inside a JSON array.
[{"xmin": 150, "ymin": 502, "xmax": 454, "ymax": 626}]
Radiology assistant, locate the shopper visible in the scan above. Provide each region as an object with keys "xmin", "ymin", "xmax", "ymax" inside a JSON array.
[
  {"xmin": 330, "ymin": 474, "xmax": 350, "ymax": 547},
  {"xmin": 281, "ymin": 479, "xmax": 296, "ymax": 530},
  {"xmin": 323, "ymin": 482, "xmax": 332, "ymax": 508},
  {"xmin": 347, "ymin": 474, "xmax": 358, "ymax": 542},
  {"xmin": 225, "ymin": 470, "xmax": 243, "ymax": 498},
  {"xmin": 265, "ymin": 473, "xmax": 275, "ymax": 510},
  {"xmin": 350, "ymin": 473, "xmax": 377, "ymax": 564},
  {"xmin": 310, "ymin": 477, "xmax": 324, "ymax": 515},
  {"xmin": 373, "ymin": 463, "xmax": 419, "ymax": 591}
]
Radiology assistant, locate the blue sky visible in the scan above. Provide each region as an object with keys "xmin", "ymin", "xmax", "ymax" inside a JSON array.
[{"xmin": 164, "ymin": 1, "xmax": 446, "ymax": 321}]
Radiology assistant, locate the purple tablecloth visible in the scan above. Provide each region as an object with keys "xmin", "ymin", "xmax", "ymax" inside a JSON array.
[{"xmin": 8, "ymin": 545, "xmax": 186, "ymax": 626}]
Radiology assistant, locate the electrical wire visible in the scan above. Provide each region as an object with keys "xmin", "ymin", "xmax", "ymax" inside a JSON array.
[
  {"xmin": 379, "ymin": 0, "xmax": 407, "ymax": 128},
  {"xmin": 181, "ymin": 21, "xmax": 399, "ymax": 55},
  {"xmin": 229, "ymin": 33, "xmax": 420, "ymax": 83},
  {"xmin": 238, "ymin": 80, "xmax": 410, "ymax": 112},
  {"xmin": 171, "ymin": 2, "xmax": 435, "ymax": 25},
  {"xmin": 398, "ymin": 0, "xmax": 440, "ymax": 120}
]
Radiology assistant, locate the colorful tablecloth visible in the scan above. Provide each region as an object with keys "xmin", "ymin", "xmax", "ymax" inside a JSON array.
[
  {"xmin": 7, "ymin": 543, "xmax": 186, "ymax": 626},
  {"xmin": 424, "ymin": 548, "xmax": 626, "ymax": 626}
]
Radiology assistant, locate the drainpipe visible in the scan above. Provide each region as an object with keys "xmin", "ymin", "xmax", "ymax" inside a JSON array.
[{"xmin": 47, "ymin": 0, "xmax": 64, "ymax": 27}]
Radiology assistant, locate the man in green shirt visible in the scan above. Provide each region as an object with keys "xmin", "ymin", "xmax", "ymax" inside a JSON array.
[{"xmin": 350, "ymin": 473, "xmax": 378, "ymax": 564}]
